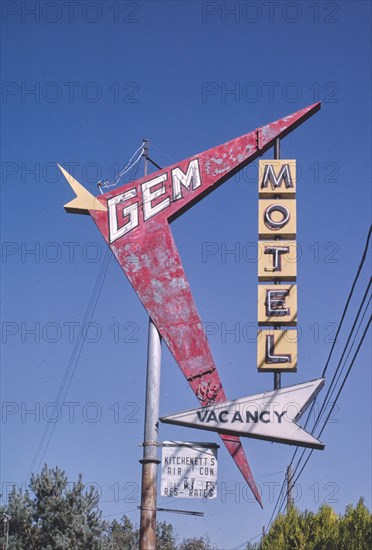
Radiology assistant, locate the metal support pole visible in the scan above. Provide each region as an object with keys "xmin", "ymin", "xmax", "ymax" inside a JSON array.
[
  {"xmin": 274, "ymin": 371, "xmax": 281, "ymax": 390},
  {"xmin": 274, "ymin": 137, "xmax": 281, "ymax": 391},
  {"xmin": 274, "ymin": 137, "xmax": 280, "ymax": 160},
  {"xmin": 139, "ymin": 140, "xmax": 162, "ymax": 550},
  {"xmin": 286, "ymin": 464, "xmax": 294, "ymax": 512},
  {"xmin": 139, "ymin": 318, "xmax": 162, "ymax": 549}
]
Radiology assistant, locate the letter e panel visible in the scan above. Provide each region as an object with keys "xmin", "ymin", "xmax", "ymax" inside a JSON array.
[{"xmin": 258, "ymin": 284, "xmax": 297, "ymax": 326}]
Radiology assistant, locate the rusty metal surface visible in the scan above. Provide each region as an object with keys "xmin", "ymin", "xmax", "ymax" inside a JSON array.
[
  {"xmin": 139, "ymin": 460, "xmax": 158, "ymax": 549},
  {"xmin": 68, "ymin": 103, "xmax": 320, "ymax": 507}
]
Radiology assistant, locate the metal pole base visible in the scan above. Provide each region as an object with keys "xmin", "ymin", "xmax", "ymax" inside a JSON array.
[{"xmin": 139, "ymin": 461, "xmax": 158, "ymax": 549}]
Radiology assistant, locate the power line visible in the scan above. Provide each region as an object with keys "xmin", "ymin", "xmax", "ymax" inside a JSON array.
[
  {"xmin": 26, "ymin": 150, "xmax": 166, "ymax": 499},
  {"xmin": 287, "ymin": 281, "xmax": 371, "ymax": 491},
  {"xmin": 285, "ymin": 312, "xmax": 372, "ymax": 507},
  {"xmin": 280, "ymin": 310, "xmax": 371, "ymax": 519},
  {"xmin": 313, "ymin": 287, "xmax": 371, "ymax": 435},
  {"xmin": 291, "ymin": 226, "xmax": 371, "ymax": 469},
  {"xmin": 28, "ymin": 249, "xmax": 112, "ymax": 478},
  {"xmin": 321, "ymin": 225, "xmax": 371, "ymax": 379},
  {"xmin": 301, "ymin": 226, "xmax": 371, "ymax": 434},
  {"xmin": 266, "ymin": 225, "xmax": 372, "ymax": 531},
  {"xmin": 283, "ymin": 226, "xmax": 371, "ymax": 488},
  {"xmin": 317, "ymin": 315, "xmax": 371, "ymax": 441},
  {"xmin": 266, "ymin": 476, "xmax": 286, "ymax": 532}
]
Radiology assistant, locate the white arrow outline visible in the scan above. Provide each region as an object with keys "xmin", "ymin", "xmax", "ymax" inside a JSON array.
[{"xmin": 160, "ymin": 379, "xmax": 325, "ymax": 450}]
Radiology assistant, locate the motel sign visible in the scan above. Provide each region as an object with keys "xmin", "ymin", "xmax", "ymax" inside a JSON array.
[{"xmin": 59, "ymin": 103, "xmax": 323, "ymax": 507}]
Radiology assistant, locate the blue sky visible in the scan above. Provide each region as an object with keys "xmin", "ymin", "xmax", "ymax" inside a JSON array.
[{"xmin": 1, "ymin": 1, "xmax": 371, "ymax": 547}]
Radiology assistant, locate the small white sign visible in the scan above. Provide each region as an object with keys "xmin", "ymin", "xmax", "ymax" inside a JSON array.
[{"xmin": 160, "ymin": 442, "xmax": 218, "ymax": 499}]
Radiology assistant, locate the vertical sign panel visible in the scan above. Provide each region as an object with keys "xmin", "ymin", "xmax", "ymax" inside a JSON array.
[{"xmin": 257, "ymin": 160, "xmax": 298, "ymax": 372}]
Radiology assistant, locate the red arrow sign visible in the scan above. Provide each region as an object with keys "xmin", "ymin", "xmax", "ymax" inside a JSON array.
[{"xmin": 60, "ymin": 103, "xmax": 320, "ymax": 507}]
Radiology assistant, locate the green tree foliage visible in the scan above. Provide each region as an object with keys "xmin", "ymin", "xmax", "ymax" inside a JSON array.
[
  {"xmin": 0, "ymin": 465, "xmax": 105, "ymax": 549},
  {"xmin": 2, "ymin": 466, "xmax": 371, "ymax": 550},
  {"xmin": 338, "ymin": 497, "xmax": 372, "ymax": 550},
  {"xmin": 156, "ymin": 520, "xmax": 177, "ymax": 549},
  {"xmin": 104, "ymin": 515, "xmax": 178, "ymax": 549},
  {"xmin": 178, "ymin": 535, "xmax": 216, "ymax": 550},
  {"xmin": 260, "ymin": 498, "xmax": 372, "ymax": 550},
  {"xmin": 106, "ymin": 516, "xmax": 139, "ymax": 549}
]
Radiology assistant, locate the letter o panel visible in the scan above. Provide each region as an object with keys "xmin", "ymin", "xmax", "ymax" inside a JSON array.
[{"xmin": 259, "ymin": 199, "xmax": 296, "ymax": 239}]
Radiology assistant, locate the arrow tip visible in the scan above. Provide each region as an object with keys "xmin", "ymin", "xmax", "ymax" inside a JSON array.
[{"xmin": 259, "ymin": 102, "xmax": 322, "ymax": 150}]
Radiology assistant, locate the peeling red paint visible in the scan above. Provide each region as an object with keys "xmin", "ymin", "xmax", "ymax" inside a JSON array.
[{"xmin": 85, "ymin": 103, "xmax": 321, "ymax": 507}]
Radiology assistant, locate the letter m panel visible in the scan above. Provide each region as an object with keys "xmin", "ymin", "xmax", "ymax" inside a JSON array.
[{"xmin": 259, "ymin": 160, "xmax": 296, "ymax": 198}]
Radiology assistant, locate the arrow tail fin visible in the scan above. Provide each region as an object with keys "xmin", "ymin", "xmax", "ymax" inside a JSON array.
[{"xmin": 58, "ymin": 164, "xmax": 107, "ymax": 213}]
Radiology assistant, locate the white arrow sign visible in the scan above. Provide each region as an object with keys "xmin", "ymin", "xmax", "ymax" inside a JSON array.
[{"xmin": 160, "ymin": 379, "xmax": 325, "ymax": 450}]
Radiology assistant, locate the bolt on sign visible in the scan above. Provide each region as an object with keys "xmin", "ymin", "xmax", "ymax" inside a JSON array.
[
  {"xmin": 59, "ymin": 102, "xmax": 321, "ymax": 507},
  {"xmin": 160, "ymin": 442, "xmax": 218, "ymax": 499},
  {"xmin": 257, "ymin": 160, "xmax": 298, "ymax": 372}
]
